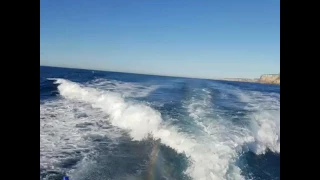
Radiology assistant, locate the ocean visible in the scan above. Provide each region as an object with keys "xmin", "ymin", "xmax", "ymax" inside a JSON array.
[{"xmin": 40, "ymin": 66, "xmax": 280, "ymax": 180}]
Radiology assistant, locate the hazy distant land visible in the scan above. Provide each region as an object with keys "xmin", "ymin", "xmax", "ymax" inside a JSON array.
[{"xmin": 220, "ymin": 74, "xmax": 280, "ymax": 85}]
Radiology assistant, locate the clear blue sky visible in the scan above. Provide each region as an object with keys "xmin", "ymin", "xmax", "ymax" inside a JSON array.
[{"xmin": 40, "ymin": 0, "xmax": 279, "ymax": 79}]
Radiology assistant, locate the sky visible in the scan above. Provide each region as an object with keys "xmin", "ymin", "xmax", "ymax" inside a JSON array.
[{"xmin": 40, "ymin": 0, "xmax": 279, "ymax": 79}]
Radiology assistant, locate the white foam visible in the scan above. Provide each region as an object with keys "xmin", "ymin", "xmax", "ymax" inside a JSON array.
[
  {"xmin": 52, "ymin": 79, "xmax": 247, "ymax": 180},
  {"xmin": 40, "ymin": 98, "xmax": 123, "ymax": 172},
  {"xmin": 183, "ymin": 82, "xmax": 280, "ymax": 179},
  {"xmin": 187, "ymin": 89, "xmax": 212, "ymax": 120},
  {"xmin": 206, "ymin": 81, "xmax": 280, "ymax": 155},
  {"xmin": 54, "ymin": 78, "xmax": 162, "ymax": 140},
  {"xmin": 183, "ymin": 88, "xmax": 254, "ymax": 180},
  {"xmin": 235, "ymin": 90, "xmax": 280, "ymax": 155},
  {"xmin": 86, "ymin": 78, "xmax": 159, "ymax": 98}
]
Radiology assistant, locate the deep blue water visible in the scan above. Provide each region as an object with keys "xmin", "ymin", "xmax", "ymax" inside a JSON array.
[{"xmin": 40, "ymin": 66, "xmax": 280, "ymax": 180}]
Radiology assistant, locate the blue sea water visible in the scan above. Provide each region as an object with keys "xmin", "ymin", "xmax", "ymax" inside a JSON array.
[{"xmin": 40, "ymin": 66, "xmax": 280, "ymax": 180}]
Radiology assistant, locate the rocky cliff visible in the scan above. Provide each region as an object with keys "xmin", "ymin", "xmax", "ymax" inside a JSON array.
[{"xmin": 259, "ymin": 74, "xmax": 280, "ymax": 84}]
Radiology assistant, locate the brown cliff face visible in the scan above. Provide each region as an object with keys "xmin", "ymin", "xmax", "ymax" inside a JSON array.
[{"xmin": 259, "ymin": 74, "xmax": 280, "ymax": 84}]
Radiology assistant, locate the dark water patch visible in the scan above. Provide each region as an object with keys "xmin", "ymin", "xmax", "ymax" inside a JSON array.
[
  {"xmin": 239, "ymin": 151, "xmax": 280, "ymax": 180},
  {"xmin": 40, "ymin": 78, "xmax": 60, "ymax": 101},
  {"xmin": 153, "ymin": 142, "xmax": 191, "ymax": 180},
  {"xmin": 68, "ymin": 136, "xmax": 190, "ymax": 180},
  {"xmin": 40, "ymin": 169, "xmax": 66, "ymax": 180},
  {"xmin": 75, "ymin": 122, "xmax": 94, "ymax": 128},
  {"xmin": 60, "ymin": 157, "xmax": 83, "ymax": 168},
  {"xmin": 219, "ymin": 80, "xmax": 280, "ymax": 94},
  {"xmin": 75, "ymin": 112, "xmax": 89, "ymax": 119}
]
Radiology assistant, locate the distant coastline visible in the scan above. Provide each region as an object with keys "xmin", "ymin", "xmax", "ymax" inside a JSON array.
[
  {"xmin": 220, "ymin": 74, "xmax": 280, "ymax": 85},
  {"xmin": 41, "ymin": 66, "xmax": 279, "ymax": 85}
]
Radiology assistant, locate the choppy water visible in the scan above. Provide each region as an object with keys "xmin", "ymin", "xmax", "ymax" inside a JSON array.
[{"xmin": 40, "ymin": 66, "xmax": 280, "ymax": 180}]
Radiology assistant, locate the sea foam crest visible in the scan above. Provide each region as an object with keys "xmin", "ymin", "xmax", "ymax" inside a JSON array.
[{"xmin": 52, "ymin": 78, "xmax": 246, "ymax": 180}]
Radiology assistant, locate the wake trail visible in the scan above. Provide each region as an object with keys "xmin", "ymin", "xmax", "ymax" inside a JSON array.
[
  {"xmin": 208, "ymin": 81, "xmax": 280, "ymax": 155},
  {"xmin": 183, "ymin": 82, "xmax": 280, "ymax": 179},
  {"xmin": 236, "ymin": 90, "xmax": 280, "ymax": 155},
  {"xmin": 52, "ymin": 78, "xmax": 245, "ymax": 180},
  {"xmin": 184, "ymin": 87, "xmax": 254, "ymax": 180}
]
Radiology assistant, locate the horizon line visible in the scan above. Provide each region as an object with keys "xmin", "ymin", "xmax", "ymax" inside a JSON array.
[{"xmin": 40, "ymin": 64, "xmax": 259, "ymax": 81}]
